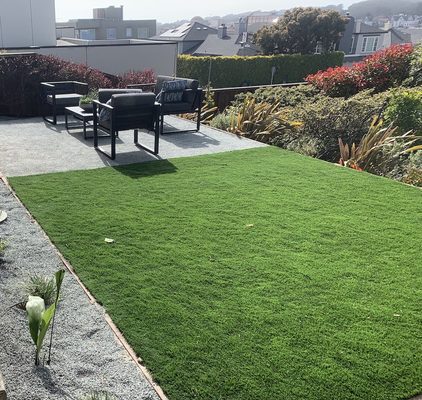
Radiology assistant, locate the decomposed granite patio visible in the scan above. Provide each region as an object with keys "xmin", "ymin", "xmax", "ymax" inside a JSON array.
[{"xmin": 0, "ymin": 116, "xmax": 266, "ymax": 177}]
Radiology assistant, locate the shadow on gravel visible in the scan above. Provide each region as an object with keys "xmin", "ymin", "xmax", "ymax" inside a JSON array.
[{"xmin": 34, "ymin": 366, "xmax": 72, "ymax": 398}]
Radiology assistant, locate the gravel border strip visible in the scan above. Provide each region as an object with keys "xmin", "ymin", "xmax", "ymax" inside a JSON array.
[{"xmin": 0, "ymin": 176, "xmax": 165, "ymax": 400}]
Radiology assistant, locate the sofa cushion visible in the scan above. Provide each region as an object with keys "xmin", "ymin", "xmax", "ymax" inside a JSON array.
[
  {"xmin": 161, "ymin": 102, "xmax": 192, "ymax": 114},
  {"xmin": 111, "ymin": 93, "xmax": 155, "ymax": 108},
  {"xmin": 47, "ymin": 93, "xmax": 82, "ymax": 106},
  {"xmin": 98, "ymin": 89, "xmax": 143, "ymax": 103}
]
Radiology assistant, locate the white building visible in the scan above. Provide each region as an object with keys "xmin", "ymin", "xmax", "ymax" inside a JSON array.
[
  {"xmin": 391, "ymin": 15, "xmax": 421, "ymax": 29},
  {"xmin": 0, "ymin": 0, "xmax": 177, "ymax": 77},
  {"xmin": 0, "ymin": 0, "xmax": 56, "ymax": 48}
]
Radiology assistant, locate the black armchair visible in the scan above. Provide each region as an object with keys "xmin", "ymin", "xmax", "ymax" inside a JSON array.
[
  {"xmin": 129, "ymin": 75, "xmax": 203, "ymax": 135},
  {"xmin": 93, "ymin": 89, "xmax": 160, "ymax": 160},
  {"xmin": 41, "ymin": 81, "xmax": 88, "ymax": 125}
]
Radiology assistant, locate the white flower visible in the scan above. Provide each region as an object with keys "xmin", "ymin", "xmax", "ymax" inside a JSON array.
[{"xmin": 26, "ymin": 295, "xmax": 45, "ymax": 323}]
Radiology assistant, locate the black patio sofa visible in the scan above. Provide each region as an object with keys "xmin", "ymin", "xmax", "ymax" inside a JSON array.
[{"xmin": 128, "ymin": 75, "xmax": 203, "ymax": 134}]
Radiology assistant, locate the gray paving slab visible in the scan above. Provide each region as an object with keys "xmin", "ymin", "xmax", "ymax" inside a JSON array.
[{"xmin": 0, "ymin": 116, "xmax": 266, "ymax": 177}]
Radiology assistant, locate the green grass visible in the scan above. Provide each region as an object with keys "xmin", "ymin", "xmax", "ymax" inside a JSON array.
[{"xmin": 10, "ymin": 147, "xmax": 421, "ymax": 400}]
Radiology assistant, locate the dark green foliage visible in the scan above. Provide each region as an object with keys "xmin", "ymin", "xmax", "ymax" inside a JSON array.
[
  {"xmin": 384, "ymin": 87, "xmax": 422, "ymax": 133},
  {"xmin": 24, "ymin": 274, "xmax": 57, "ymax": 306},
  {"xmin": 254, "ymin": 7, "xmax": 347, "ymax": 55},
  {"xmin": 231, "ymin": 84, "xmax": 321, "ymax": 108},
  {"xmin": 10, "ymin": 148, "xmax": 422, "ymax": 400},
  {"xmin": 282, "ymin": 90, "xmax": 390, "ymax": 161},
  {"xmin": 405, "ymin": 45, "xmax": 422, "ymax": 87},
  {"xmin": 177, "ymin": 52, "xmax": 344, "ymax": 88},
  {"xmin": 216, "ymin": 87, "xmax": 390, "ymax": 162}
]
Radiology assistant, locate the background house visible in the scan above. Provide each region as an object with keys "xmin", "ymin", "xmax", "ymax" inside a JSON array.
[
  {"xmin": 339, "ymin": 15, "xmax": 411, "ymax": 64},
  {"xmin": 56, "ymin": 6, "xmax": 156, "ymax": 40},
  {"xmin": 2, "ymin": 1, "xmax": 176, "ymax": 76},
  {"xmin": 0, "ymin": 0, "xmax": 56, "ymax": 48},
  {"xmin": 191, "ymin": 24, "xmax": 260, "ymax": 56},
  {"xmin": 245, "ymin": 11, "xmax": 281, "ymax": 34},
  {"xmin": 153, "ymin": 22, "xmax": 217, "ymax": 54}
]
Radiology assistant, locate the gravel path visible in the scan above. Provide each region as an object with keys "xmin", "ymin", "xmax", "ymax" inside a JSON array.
[{"xmin": 0, "ymin": 180, "xmax": 161, "ymax": 400}]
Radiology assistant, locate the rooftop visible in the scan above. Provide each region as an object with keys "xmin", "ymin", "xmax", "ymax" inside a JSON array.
[{"xmin": 159, "ymin": 22, "xmax": 216, "ymax": 39}]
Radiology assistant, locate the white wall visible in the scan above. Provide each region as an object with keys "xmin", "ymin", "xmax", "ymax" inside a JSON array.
[
  {"xmin": 36, "ymin": 42, "xmax": 178, "ymax": 76},
  {"xmin": 0, "ymin": 0, "xmax": 56, "ymax": 48}
]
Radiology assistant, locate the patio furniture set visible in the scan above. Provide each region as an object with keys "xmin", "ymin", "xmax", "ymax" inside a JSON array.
[{"xmin": 40, "ymin": 76, "xmax": 203, "ymax": 160}]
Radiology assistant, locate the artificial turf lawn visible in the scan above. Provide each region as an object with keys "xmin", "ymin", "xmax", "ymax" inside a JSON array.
[{"xmin": 10, "ymin": 147, "xmax": 421, "ymax": 400}]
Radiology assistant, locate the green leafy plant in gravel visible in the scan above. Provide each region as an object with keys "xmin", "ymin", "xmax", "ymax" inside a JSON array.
[
  {"xmin": 26, "ymin": 270, "xmax": 65, "ymax": 365},
  {"xmin": 9, "ymin": 148, "xmax": 422, "ymax": 400},
  {"xmin": 0, "ymin": 239, "xmax": 6, "ymax": 257},
  {"xmin": 24, "ymin": 274, "xmax": 57, "ymax": 307},
  {"xmin": 80, "ymin": 391, "xmax": 116, "ymax": 400}
]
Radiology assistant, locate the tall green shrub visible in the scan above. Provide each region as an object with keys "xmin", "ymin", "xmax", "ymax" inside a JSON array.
[
  {"xmin": 384, "ymin": 88, "xmax": 422, "ymax": 134},
  {"xmin": 177, "ymin": 53, "xmax": 344, "ymax": 88}
]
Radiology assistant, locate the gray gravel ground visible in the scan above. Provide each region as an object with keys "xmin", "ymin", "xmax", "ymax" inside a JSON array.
[
  {"xmin": 0, "ymin": 181, "xmax": 160, "ymax": 400},
  {"xmin": 0, "ymin": 116, "xmax": 266, "ymax": 177}
]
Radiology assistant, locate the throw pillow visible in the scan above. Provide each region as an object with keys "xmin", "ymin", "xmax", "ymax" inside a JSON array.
[
  {"xmin": 156, "ymin": 79, "xmax": 187, "ymax": 103},
  {"xmin": 99, "ymin": 100, "xmax": 112, "ymax": 122}
]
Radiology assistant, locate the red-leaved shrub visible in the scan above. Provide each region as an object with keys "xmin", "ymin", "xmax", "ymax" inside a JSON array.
[
  {"xmin": 0, "ymin": 53, "xmax": 155, "ymax": 117},
  {"xmin": 306, "ymin": 44, "xmax": 414, "ymax": 97},
  {"xmin": 117, "ymin": 69, "xmax": 156, "ymax": 89}
]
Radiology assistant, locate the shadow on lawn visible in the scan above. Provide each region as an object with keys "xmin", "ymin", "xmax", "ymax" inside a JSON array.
[{"xmin": 112, "ymin": 159, "xmax": 178, "ymax": 179}]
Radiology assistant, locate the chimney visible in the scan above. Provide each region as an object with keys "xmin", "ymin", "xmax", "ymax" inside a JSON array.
[{"xmin": 218, "ymin": 24, "xmax": 227, "ymax": 39}]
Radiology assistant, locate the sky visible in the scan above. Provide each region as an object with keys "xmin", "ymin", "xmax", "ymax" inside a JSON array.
[{"xmin": 55, "ymin": 0, "xmax": 356, "ymax": 23}]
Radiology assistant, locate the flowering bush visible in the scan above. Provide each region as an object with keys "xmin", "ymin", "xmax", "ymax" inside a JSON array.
[{"xmin": 306, "ymin": 44, "xmax": 414, "ymax": 97}]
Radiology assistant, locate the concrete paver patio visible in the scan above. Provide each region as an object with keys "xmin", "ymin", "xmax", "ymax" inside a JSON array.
[{"xmin": 0, "ymin": 116, "xmax": 266, "ymax": 177}]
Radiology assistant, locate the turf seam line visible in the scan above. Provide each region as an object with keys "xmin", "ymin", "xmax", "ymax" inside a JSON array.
[{"xmin": 0, "ymin": 175, "xmax": 169, "ymax": 400}]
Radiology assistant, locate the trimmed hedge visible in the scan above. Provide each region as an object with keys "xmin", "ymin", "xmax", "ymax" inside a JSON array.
[{"xmin": 177, "ymin": 52, "xmax": 344, "ymax": 88}]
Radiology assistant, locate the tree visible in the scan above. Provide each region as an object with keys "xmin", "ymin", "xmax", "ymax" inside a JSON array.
[{"xmin": 254, "ymin": 7, "xmax": 347, "ymax": 55}]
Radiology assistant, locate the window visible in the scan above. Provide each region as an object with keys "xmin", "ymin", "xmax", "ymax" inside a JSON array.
[
  {"xmin": 137, "ymin": 27, "xmax": 149, "ymax": 39},
  {"xmin": 361, "ymin": 36, "xmax": 379, "ymax": 53},
  {"xmin": 350, "ymin": 35, "xmax": 355, "ymax": 53},
  {"xmin": 126, "ymin": 27, "xmax": 132, "ymax": 38},
  {"xmin": 78, "ymin": 29, "xmax": 96, "ymax": 40},
  {"xmin": 106, "ymin": 28, "xmax": 117, "ymax": 40}
]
